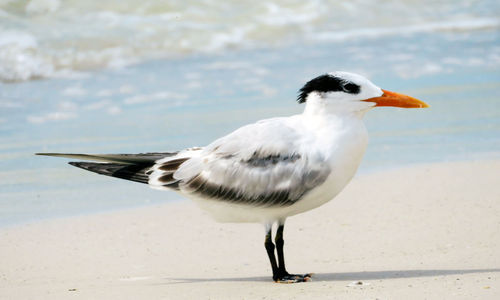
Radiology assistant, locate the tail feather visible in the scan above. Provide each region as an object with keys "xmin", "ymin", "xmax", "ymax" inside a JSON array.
[
  {"xmin": 69, "ymin": 162, "xmax": 151, "ymax": 184},
  {"xmin": 37, "ymin": 151, "xmax": 187, "ymax": 187},
  {"xmin": 36, "ymin": 152, "xmax": 177, "ymax": 164}
]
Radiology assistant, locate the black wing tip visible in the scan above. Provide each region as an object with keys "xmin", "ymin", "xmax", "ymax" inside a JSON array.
[
  {"xmin": 67, "ymin": 161, "xmax": 97, "ymax": 171},
  {"xmin": 67, "ymin": 161, "xmax": 151, "ymax": 184},
  {"xmin": 68, "ymin": 161, "xmax": 83, "ymax": 167},
  {"xmin": 67, "ymin": 161, "xmax": 110, "ymax": 169}
]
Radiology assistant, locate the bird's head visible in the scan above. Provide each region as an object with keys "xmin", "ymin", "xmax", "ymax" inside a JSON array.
[{"xmin": 298, "ymin": 71, "xmax": 429, "ymax": 115}]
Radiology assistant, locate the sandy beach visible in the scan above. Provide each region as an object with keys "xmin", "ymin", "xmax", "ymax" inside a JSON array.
[
  {"xmin": 1, "ymin": 1, "xmax": 499, "ymax": 299},
  {"xmin": 1, "ymin": 159, "xmax": 499, "ymax": 299}
]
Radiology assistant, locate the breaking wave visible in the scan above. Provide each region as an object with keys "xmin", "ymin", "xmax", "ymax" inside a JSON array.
[{"xmin": 0, "ymin": 0, "xmax": 498, "ymax": 82}]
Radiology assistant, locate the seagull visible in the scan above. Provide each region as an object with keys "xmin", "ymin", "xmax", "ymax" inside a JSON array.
[{"xmin": 37, "ymin": 71, "xmax": 428, "ymax": 283}]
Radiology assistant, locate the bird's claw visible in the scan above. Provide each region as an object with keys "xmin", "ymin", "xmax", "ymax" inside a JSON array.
[{"xmin": 275, "ymin": 273, "xmax": 313, "ymax": 283}]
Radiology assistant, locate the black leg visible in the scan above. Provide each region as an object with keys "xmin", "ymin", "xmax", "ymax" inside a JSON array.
[
  {"xmin": 264, "ymin": 227, "xmax": 279, "ymax": 280},
  {"xmin": 275, "ymin": 224, "xmax": 287, "ymax": 276},
  {"xmin": 265, "ymin": 221, "xmax": 312, "ymax": 283}
]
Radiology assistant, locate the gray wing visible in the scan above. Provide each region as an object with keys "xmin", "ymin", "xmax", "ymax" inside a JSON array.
[{"xmin": 149, "ymin": 118, "xmax": 331, "ymax": 207}]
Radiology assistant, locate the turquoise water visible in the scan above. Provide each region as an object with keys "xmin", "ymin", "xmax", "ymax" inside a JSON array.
[{"xmin": 0, "ymin": 1, "xmax": 499, "ymax": 226}]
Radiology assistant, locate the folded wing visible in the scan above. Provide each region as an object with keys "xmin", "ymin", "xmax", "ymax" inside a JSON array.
[{"xmin": 149, "ymin": 118, "xmax": 331, "ymax": 207}]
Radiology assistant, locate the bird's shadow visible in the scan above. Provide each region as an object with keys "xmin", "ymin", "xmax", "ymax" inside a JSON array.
[{"xmin": 160, "ymin": 268, "xmax": 500, "ymax": 284}]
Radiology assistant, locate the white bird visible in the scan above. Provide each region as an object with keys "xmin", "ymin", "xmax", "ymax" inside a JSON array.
[{"xmin": 37, "ymin": 71, "xmax": 429, "ymax": 283}]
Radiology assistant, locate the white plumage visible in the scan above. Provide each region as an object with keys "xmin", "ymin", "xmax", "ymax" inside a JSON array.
[
  {"xmin": 38, "ymin": 71, "xmax": 428, "ymax": 283},
  {"xmin": 149, "ymin": 111, "xmax": 368, "ymax": 223}
]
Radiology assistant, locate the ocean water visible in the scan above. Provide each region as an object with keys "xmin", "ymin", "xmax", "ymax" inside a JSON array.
[{"xmin": 0, "ymin": 0, "xmax": 499, "ymax": 226}]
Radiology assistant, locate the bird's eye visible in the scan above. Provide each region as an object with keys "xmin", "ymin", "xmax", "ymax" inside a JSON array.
[{"xmin": 343, "ymin": 83, "xmax": 360, "ymax": 94}]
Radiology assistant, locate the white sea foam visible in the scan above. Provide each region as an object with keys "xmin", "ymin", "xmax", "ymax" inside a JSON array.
[
  {"xmin": 394, "ymin": 62, "xmax": 447, "ymax": 79},
  {"xmin": 25, "ymin": 0, "xmax": 60, "ymax": 15},
  {"xmin": 312, "ymin": 18, "xmax": 500, "ymax": 42},
  {"xmin": 26, "ymin": 99, "xmax": 80, "ymax": 123},
  {"xmin": 84, "ymin": 99, "xmax": 111, "ymax": 110},
  {"xmin": 123, "ymin": 92, "xmax": 187, "ymax": 105},
  {"xmin": 0, "ymin": 99, "xmax": 24, "ymax": 108},
  {"xmin": 107, "ymin": 106, "xmax": 122, "ymax": 115},
  {"xmin": 0, "ymin": 0, "xmax": 498, "ymax": 82},
  {"xmin": 60, "ymin": 85, "xmax": 87, "ymax": 97},
  {"xmin": 0, "ymin": 31, "xmax": 53, "ymax": 81},
  {"xmin": 27, "ymin": 111, "xmax": 77, "ymax": 124}
]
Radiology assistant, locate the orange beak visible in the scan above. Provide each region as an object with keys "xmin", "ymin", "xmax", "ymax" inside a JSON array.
[{"xmin": 363, "ymin": 89, "xmax": 429, "ymax": 108}]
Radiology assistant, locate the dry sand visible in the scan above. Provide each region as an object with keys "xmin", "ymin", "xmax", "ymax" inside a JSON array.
[{"xmin": 1, "ymin": 160, "xmax": 499, "ymax": 299}]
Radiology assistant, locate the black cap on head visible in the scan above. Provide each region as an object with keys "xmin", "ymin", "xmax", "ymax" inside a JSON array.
[{"xmin": 297, "ymin": 74, "xmax": 360, "ymax": 103}]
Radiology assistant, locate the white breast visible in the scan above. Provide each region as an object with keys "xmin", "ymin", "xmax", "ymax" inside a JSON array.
[{"xmin": 285, "ymin": 115, "xmax": 368, "ymax": 217}]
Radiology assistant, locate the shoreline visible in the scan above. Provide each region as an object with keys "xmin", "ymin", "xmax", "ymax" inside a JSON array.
[
  {"xmin": 1, "ymin": 159, "xmax": 499, "ymax": 299},
  {"xmin": 2, "ymin": 156, "xmax": 498, "ymax": 229}
]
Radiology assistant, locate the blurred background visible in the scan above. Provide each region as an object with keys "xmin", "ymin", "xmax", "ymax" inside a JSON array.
[{"xmin": 0, "ymin": 0, "xmax": 499, "ymax": 226}]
